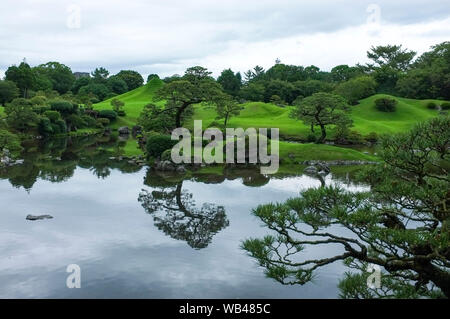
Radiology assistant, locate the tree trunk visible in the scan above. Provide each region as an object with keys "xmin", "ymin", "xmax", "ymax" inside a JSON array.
[
  {"xmin": 317, "ymin": 124, "xmax": 326, "ymax": 144},
  {"xmin": 310, "ymin": 123, "xmax": 314, "ymax": 133}
]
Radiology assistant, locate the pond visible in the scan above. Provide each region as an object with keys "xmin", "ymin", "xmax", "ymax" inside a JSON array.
[{"xmin": 0, "ymin": 136, "xmax": 369, "ymax": 298}]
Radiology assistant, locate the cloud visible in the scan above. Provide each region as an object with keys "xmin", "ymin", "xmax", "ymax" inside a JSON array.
[{"xmin": 0, "ymin": 0, "xmax": 449, "ymax": 78}]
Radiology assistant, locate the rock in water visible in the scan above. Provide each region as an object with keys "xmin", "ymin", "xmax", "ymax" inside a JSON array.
[
  {"xmin": 118, "ymin": 126, "xmax": 130, "ymax": 135},
  {"xmin": 303, "ymin": 166, "xmax": 318, "ymax": 175},
  {"xmin": 26, "ymin": 214, "xmax": 53, "ymax": 221}
]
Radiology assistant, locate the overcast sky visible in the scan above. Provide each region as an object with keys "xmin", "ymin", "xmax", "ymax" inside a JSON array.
[{"xmin": 0, "ymin": 0, "xmax": 449, "ymax": 79}]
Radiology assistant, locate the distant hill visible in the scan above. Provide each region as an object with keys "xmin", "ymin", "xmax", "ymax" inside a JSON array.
[{"xmin": 94, "ymin": 79, "xmax": 445, "ymax": 139}]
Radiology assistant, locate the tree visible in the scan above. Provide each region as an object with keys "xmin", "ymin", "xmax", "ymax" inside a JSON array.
[
  {"xmin": 396, "ymin": 42, "xmax": 450, "ymax": 99},
  {"xmin": 367, "ymin": 45, "xmax": 416, "ymax": 94},
  {"xmin": 138, "ymin": 103, "xmax": 178, "ymax": 133},
  {"xmin": 78, "ymin": 83, "xmax": 110, "ymax": 101},
  {"xmin": 217, "ymin": 69, "xmax": 242, "ymax": 96},
  {"xmin": 290, "ymin": 93, "xmax": 351, "ymax": 143},
  {"xmin": 0, "ymin": 80, "xmax": 19, "ymax": 106},
  {"xmin": 5, "ymin": 62, "xmax": 35, "ymax": 98},
  {"xmin": 35, "ymin": 62, "xmax": 75, "ymax": 94},
  {"xmin": 331, "ymin": 65, "xmax": 363, "ymax": 82},
  {"xmin": 0, "ymin": 129, "xmax": 23, "ymax": 157},
  {"xmin": 243, "ymin": 116, "xmax": 450, "ymax": 298},
  {"xmin": 115, "ymin": 70, "xmax": 144, "ymax": 91},
  {"xmin": 239, "ymin": 82, "xmax": 265, "ymax": 102},
  {"xmin": 334, "ymin": 76, "xmax": 377, "ymax": 104},
  {"xmin": 367, "ymin": 45, "xmax": 416, "ymax": 72},
  {"xmin": 107, "ymin": 76, "xmax": 128, "ymax": 94},
  {"xmin": 244, "ymin": 65, "xmax": 265, "ymax": 82},
  {"xmin": 4, "ymin": 98, "xmax": 39, "ymax": 132},
  {"xmin": 110, "ymin": 98, "xmax": 125, "ymax": 113},
  {"xmin": 153, "ymin": 67, "xmax": 222, "ymax": 127},
  {"xmin": 147, "ymin": 74, "xmax": 160, "ymax": 83},
  {"xmin": 91, "ymin": 67, "xmax": 109, "ymax": 84},
  {"xmin": 139, "ymin": 180, "xmax": 229, "ymax": 249},
  {"xmin": 71, "ymin": 76, "xmax": 91, "ymax": 94},
  {"xmin": 215, "ymin": 94, "xmax": 244, "ymax": 126}
]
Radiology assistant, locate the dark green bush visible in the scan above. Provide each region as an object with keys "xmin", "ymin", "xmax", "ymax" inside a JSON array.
[
  {"xmin": 441, "ymin": 102, "xmax": 450, "ymax": 110},
  {"xmin": 53, "ymin": 119, "xmax": 67, "ymax": 134},
  {"xmin": 98, "ymin": 109, "xmax": 118, "ymax": 121},
  {"xmin": 38, "ymin": 117, "xmax": 53, "ymax": 136},
  {"xmin": 426, "ymin": 102, "xmax": 437, "ymax": 109},
  {"xmin": 306, "ymin": 133, "xmax": 316, "ymax": 143},
  {"xmin": 365, "ymin": 132, "xmax": 378, "ymax": 143},
  {"xmin": 67, "ymin": 114, "xmax": 87, "ymax": 129},
  {"xmin": 375, "ymin": 98, "xmax": 397, "ymax": 112},
  {"xmin": 96, "ymin": 118, "xmax": 110, "ymax": 127},
  {"xmin": 117, "ymin": 110, "xmax": 126, "ymax": 117},
  {"xmin": 50, "ymin": 100, "xmax": 77, "ymax": 114},
  {"xmin": 146, "ymin": 134, "xmax": 177, "ymax": 159},
  {"xmin": 43, "ymin": 110, "xmax": 61, "ymax": 122},
  {"xmin": 81, "ymin": 115, "xmax": 97, "ymax": 128}
]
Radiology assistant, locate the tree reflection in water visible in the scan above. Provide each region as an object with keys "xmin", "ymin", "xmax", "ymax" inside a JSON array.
[{"xmin": 138, "ymin": 178, "xmax": 229, "ymax": 249}]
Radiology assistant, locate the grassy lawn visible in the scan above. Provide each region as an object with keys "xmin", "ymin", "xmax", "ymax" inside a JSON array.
[
  {"xmin": 92, "ymin": 80, "xmax": 446, "ymax": 163},
  {"xmin": 93, "ymin": 77, "xmax": 164, "ymax": 129}
]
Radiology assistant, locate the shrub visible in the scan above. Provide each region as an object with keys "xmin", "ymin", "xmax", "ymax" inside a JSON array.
[
  {"xmin": 98, "ymin": 109, "xmax": 118, "ymax": 121},
  {"xmin": 375, "ymin": 98, "xmax": 397, "ymax": 112},
  {"xmin": 67, "ymin": 114, "xmax": 87, "ymax": 129},
  {"xmin": 43, "ymin": 110, "xmax": 61, "ymax": 122},
  {"xmin": 30, "ymin": 95, "xmax": 47, "ymax": 106},
  {"xmin": 146, "ymin": 134, "xmax": 177, "ymax": 159},
  {"xmin": 441, "ymin": 102, "xmax": 450, "ymax": 110},
  {"xmin": 81, "ymin": 115, "xmax": 97, "ymax": 128},
  {"xmin": 50, "ymin": 100, "xmax": 77, "ymax": 114},
  {"xmin": 306, "ymin": 133, "xmax": 316, "ymax": 143},
  {"xmin": 117, "ymin": 110, "xmax": 126, "ymax": 117},
  {"xmin": 365, "ymin": 132, "xmax": 378, "ymax": 143},
  {"xmin": 0, "ymin": 129, "xmax": 23, "ymax": 156},
  {"xmin": 426, "ymin": 102, "xmax": 437, "ymax": 109},
  {"xmin": 38, "ymin": 117, "xmax": 53, "ymax": 136},
  {"xmin": 161, "ymin": 149, "xmax": 172, "ymax": 161},
  {"xmin": 50, "ymin": 119, "xmax": 67, "ymax": 134},
  {"xmin": 96, "ymin": 118, "xmax": 110, "ymax": 127}
]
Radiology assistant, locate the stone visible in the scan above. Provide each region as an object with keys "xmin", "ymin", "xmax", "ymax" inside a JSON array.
[
  {"xmin": 26, "ymin": 214, "xmax": 53, "ymax": 221},
  {"xmin": 118, "ymin": 126, "xmax": 130, "ymax": 135},
  {"xmin": 176, "ymin": 166, "xmax": 187, "ymax": 173},
  {"xmin": 304, "ymin": 166, "xmax": 318, "ymax": 174}
]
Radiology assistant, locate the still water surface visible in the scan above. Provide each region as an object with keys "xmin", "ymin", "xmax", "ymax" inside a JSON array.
[{"xmin": 0, "ymin": 136, "xmax": 367, "ymax": 298}]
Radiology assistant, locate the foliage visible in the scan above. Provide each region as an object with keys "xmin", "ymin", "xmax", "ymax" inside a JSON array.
[
  {"xmin": 5, "ymin": 62, "xmax": 35, "ymax": 98},
  {"xmin": 0, "ymin": 80, "xmax": 19, "ymax": 106},
  {"xmin": 115, "ymin": 70, "xmax": 144, "ymax": 91},
  {"xmin": 110, "ymin": 98, "xmax": 125, "ymax": 113},
  {"xmin": 145, "ymin": 133, "xmax": 177, "ymax": 159},
  {"xmin": 243, "ymin": 116, "xmax": 450, "ymax": 298},
  {"xmin": 290, "ymin": 92, "xmax": 351, "ymax": 143},
  {"xmin": 215, "ymin": 94, "xmax": 244, "ymax": 126},
  {"xmin": 441, "ymin": 102, "xmax": 450, "ymax": 110},
  {"xmin": 217, "ymin": 69, "xmax": 242, "ymax": 96},
  {"xmin": 375, "ymin": 97, "xmax": 398, "ymax": 112},
  {"xmin": 138, "ymin": 103, "xmax": 177, "ymax": 133},
  {"xmin": 426, "ymin": 102, "xmax": 437, "ymax": 110},
  {"xmin": 34, "ymin": 62, "xmax": 75, "ymax": 94},
  {"xmin": 334, "ymin": 76, "xmax": 377, "ymax": 105},
  {"xmin": 0, "ymin": 129, "xmax": 23, "ymax": 156},
  {"xmin": 107, "ymin": 76, "xmax": 128, "ymax": 94},
  {"xmin": 4, "ymin": 98, "xmax": 39, "ymax": 131},
  {"xmin": 98, "ymin": 109, "xmax": 118, "ymax": 121}
]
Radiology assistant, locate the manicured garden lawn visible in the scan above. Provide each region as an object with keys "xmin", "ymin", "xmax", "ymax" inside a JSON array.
[
  {"xmin": 93, "ymin": 77, "xmax": 164, "ymax": 129},
  {"xmin": 93, "ymin": 80, "xmax": 446, "ymax": 162}
]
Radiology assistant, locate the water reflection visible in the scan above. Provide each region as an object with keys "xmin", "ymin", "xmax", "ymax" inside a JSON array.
[
  {"xmin": 0, "ymin": 135, "xmax": 374, "ymax": 298},
  {"xmin": 139, "ymin": 180, "xmax": 229, "ymax": 249}
]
